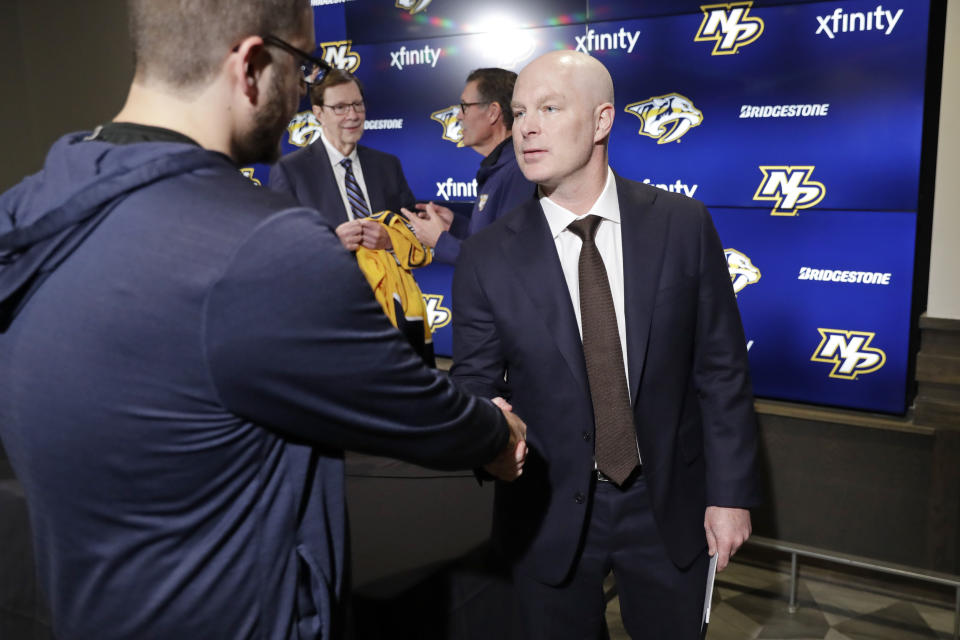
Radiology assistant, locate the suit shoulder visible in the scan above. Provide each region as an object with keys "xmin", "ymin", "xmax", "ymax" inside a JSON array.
[
  {"xmin": 617, "ymin": 175, "xmax": 708, "ymax": 221},
  {"xmin": 461, "ymin": 200, "xmax": 532, "ymax": 257},
  {"xmin": 272, "ymin": 143, "xmax": 321, "ymax": 172},
  {"xmin": 357, "ymin": 144, "xmax": 402, "ymax": 166}
]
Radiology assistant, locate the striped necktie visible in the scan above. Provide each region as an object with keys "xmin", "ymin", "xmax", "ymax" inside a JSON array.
[{"xmin": 340, "ymin": 158, "xmax": 371, "ymax": 219}]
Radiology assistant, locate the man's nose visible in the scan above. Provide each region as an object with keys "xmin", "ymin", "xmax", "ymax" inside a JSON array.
[{"xmin": 519, "ymin": 115, "xmax": 536, "ymax": 137}]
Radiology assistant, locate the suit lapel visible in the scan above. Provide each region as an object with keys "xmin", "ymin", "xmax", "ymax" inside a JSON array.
[
  {"xmin": 309, "ymin": 143, "xmax": 349, "ymax": 224},
  {"xmin": 617, "ymin": 174, "xmax": 669, "ymax": 405},
  {"xmin": 502, "ymin": 200, "xmax": 588, "ymax": 392},
  {"xmin": 356, "ymin": 146, "xmax": 383, "ymax": 213}
]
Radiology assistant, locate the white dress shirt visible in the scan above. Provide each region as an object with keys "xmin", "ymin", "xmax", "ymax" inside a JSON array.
[
  {"xmin": 539, "ymin": 167, "xmax": 630, "ymax": 390},
  {"xmin": 318, "ymin": 130, "xmax": 371, "ymax": 221}
]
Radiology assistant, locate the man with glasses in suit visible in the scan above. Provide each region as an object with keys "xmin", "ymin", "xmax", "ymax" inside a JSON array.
[{"xmin": 270, "ymin": 69, "xmax": 418, "ymax": 254}]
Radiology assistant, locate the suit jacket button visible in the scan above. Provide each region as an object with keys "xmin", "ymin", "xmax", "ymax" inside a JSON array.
[
  {"xmin": 582, "ymin": 431, "xmax": 591, "ymax": 442},
  {"xmin": 574, "ymin": 492, "xmax": 585, "ymax": 504}
]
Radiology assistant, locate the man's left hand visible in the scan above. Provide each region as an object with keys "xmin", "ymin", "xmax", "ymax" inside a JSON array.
[
  {"xmin": 357, "ymin": 218, "xmax": 392, "ymax": 250},
  {"xmin": 704, "ymin": 506, "xmax": 751, "ymax": 572}
]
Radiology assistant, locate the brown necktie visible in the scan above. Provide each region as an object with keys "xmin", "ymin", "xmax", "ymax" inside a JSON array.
[{"xmin": 567, "ymin": 215, "xmax": 639, "ymax": 486}]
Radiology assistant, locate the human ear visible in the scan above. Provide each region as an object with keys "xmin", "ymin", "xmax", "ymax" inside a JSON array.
[
  {"xmin": 229, "ymin": 35, "xmax": 270, "ymax": 104},
  {"xmin": 488, "ymin": 100, "xmax": 502, "ymax": 125},
  {"xmin": 594, "ymin": 102, "xmax": 615, "ymax": 142}
]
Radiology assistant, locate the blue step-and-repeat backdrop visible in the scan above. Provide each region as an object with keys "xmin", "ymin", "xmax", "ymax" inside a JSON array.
[{"xmin": 244, "ymin": 0, "xmax": 935, "ymax": 414}]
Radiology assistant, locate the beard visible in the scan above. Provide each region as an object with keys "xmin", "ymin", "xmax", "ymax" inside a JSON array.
[{"xmin": 231, "ymin": 71, "xmax": 297, "ymax": 166}]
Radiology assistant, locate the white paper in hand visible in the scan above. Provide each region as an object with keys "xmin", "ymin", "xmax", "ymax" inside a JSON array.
[{"xmin": 700, "ymin": 552, "xmax": 719, "ymax": 636}]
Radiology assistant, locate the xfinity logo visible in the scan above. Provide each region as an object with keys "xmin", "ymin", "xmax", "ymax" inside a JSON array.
[
  {"xmin": 754, "ymin": 166, "xmax": 825, "ymax": 216},
  {"xmin": 816, "ymin": 5, "xmax": 903, "ymax": 39},
  {"xmin": 811, "ymin": 329, "xmax": 886, "ymax": 380},
  {"xmin": 390, "ymin": 45, "xmax": 441, "ymax": 70},
  {"xmin": 436, "ymin": 178, "xmax": 478, "ymax": 200},
  {"xmin": 641, "ymin": 178, "xmax": 698, "ymax": 198},
  {"xmin": 695, "ymin": 2, "xmax": 764, "ymax": 55},
  {"xmin": 575, "ymin": 27, "xmax": 641, "ymax": 54}
]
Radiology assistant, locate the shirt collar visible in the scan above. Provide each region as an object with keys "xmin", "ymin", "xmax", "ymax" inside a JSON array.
[
  {"xmin": 540, "ymin": 167, "xmax": 619, "ymax": 239},
  {"xmin": 480, "ymin": 137, "xmax": 511, "ymax": 169},
  {"xmin": 319, "ymin": 130, "xmax": 359, "ymax": 165}
]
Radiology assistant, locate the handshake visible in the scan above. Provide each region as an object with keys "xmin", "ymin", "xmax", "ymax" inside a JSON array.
[{"xmin": 484, "ymin": 397, "xmax": 528, "ymax": 482}]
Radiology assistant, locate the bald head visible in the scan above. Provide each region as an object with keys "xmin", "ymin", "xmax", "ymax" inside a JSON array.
[
  {"xmin": 519, "ymin": 51, "xmax": 614, "ymax": 109},
  {"xmin": 511, "ymin": 51, "xmax": 616, "ymax": 210}
]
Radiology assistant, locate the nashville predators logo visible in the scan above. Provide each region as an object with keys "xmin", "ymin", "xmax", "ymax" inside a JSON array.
[
  {"xmin": 725, "ymin": 249, "xmax": 760, "ymax": 295},
  {"xmin": 754, "ymin": 166, "xmax": 826, "ymax": 216},
  {"xmin": 695, "ymin": 2, "xmax": 764, "ymax": 55},
  {"xmin": 286, "ymin": 111, "xmax": 323, "ymax": 148},
  {"xmin": 321, "ymin": 40, "xmax": 361, "ymax": 73},
  {"xmin": 422, "ymin": 294, "xmax": 451, "ymax": 330},
  {"xmin": 811, "ymin": 329, "xmax": 886, "ymax": 380},
  {"xmin": 624, "ymin": 93, "xmax": 703, "ymax": 144},
  {"xmin": 239, "ymin": 168, "xmax": 262, "ymax": 186},
  {"xmin": 430, "ymin": 106, "xmax": 464, "ymax": 146},
  {"xmin": 396, "ymin": 0, "xmax": 433, "ymax": 14}
]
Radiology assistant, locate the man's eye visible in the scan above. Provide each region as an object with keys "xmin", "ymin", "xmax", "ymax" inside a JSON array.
[
  {"xmin": 513, "ymin": 110, "xmax": 525, "ymax": 118},
  {"xmin": 544, "ymin": 106, "xmax": 558, "ymax": 113}
]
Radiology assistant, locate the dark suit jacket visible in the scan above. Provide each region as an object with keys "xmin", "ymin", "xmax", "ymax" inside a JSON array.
[
  {"xmin": 452, "ymin": 173, "xmax": 762, "ymax": 586},
  {"xmin": 269, "ymin": 140, "xmax": 415, "ymax": 225}
]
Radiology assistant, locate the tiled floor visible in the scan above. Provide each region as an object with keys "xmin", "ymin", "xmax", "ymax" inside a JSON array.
[{"xmin": 605, "ymin": 559, "xmax": 957, "ymax": 639}]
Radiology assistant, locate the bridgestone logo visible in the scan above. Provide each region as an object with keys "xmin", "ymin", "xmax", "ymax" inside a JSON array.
[
  {"xmin": 364, "ymin": 119, "xmax": 404, "ymax": 130},
  {"xmin": 740, "ymin": 104, "xmax": 829, "ymax": 118},
  {"xmin": 798, "ymin": 267, "xmax": 891, "ymax": 285}
]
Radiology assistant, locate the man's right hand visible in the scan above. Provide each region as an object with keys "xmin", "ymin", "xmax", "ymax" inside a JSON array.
[
  {"xmin": 483, "ymin": 397, "xmax": 527, "ymax": 482},
  {"xmin": 335, "ymin": 220, "xmax": 364, "ymax": 251}
]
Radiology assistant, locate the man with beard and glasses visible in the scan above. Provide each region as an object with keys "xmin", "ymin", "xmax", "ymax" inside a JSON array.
[{"xmin": 0, "ymin": 1, "xmax": 527, "ymax": 639}]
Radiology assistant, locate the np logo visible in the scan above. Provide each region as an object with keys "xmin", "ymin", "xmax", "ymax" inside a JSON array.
[
  {"xmin": 286, "ymin": 111, "xmax": 322, "ymax": 148},
  {"xmin": 811, "ymin": 329, "xmax": 886, "ymax": 380},
  {"xmin": 239, "ymin": 168, "xmax": 261, "ymax": 186},
  {"xmin": 695, "ymin": 2, "xmax": 764, "ymax": 55},
  {"xmin": 396, "ymin": 0, "xmax": 432, "ymax": 15},
  {"xmin": 423, "ymin": 294, "xmax": 451, "ymax": 330},
  {"xmin": 430, "ymin": 106, "xmax": 464, "ymax": 146},
  {"xmin": 754, "ymin": 166, "xmax": 825, "ymax": 216},
  {"xmin": 725, "ymin": 249, "xmax": 760, "ymax": 295},
  {"xmin": 320, "ymin": 40, "xmax": 361, "ymax": 73},
  {"xmin": 624, "ymin": 93, "xmax": 703, "ymax": 144}
]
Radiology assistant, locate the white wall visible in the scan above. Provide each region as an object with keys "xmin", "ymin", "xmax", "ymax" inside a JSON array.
[{"xmin": 927, "ymin": 0, "xmax": 960, "ymax": 320}]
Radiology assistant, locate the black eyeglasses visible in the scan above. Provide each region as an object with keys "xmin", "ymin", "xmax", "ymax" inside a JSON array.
[
  {"xmin": 263, "ymin": 34, "xmax": 332, "ymax": 86},
  {"xmin": 323, "ymin": 102, "xmax": 366, "ymax": 115},
  {"xmin": 459, "ymin": 100, "xmax": 491, "ymax": 113}
]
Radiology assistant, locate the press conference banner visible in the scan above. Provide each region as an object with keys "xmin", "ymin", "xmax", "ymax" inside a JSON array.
[{"xmin": 244, "ymin": 0, "xmax": 934, "ymax": 414}]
